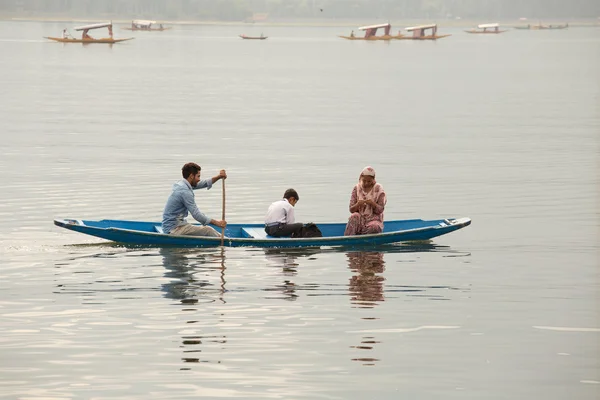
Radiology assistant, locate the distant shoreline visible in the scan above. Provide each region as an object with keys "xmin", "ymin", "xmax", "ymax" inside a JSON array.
[{"xmin": 3, "ymin": 16, "xmax": 599, "ymax": 28}]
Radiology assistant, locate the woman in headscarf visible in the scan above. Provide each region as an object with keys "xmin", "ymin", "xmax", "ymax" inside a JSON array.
[{"xmin": 344, "ymin": 166, "xmax": 387, "ymax": 236}]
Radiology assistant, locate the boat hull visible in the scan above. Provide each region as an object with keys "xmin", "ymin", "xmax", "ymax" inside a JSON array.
[
  {"xmin": 339, "ymin": 35, "xmax": 402, "ymax": 41},
  {"xmin": 122, "ymin": 27, "xmax": 171, "ymax": 31},
  {"xmin": 465, "ymin": 30, "xmax": 507, "ymax": 34},
  {"xmin": 397, "ymin": 34, "xmax": 452, "ymax": 40},
  {"xmin": 239, "ymin": 35, "xmax": 268, "ymax": 40},
  {"xmin": 54, "ymin": 218, "xmax": 471, "ymax": 248},
  {"xmin": 530, "ymin": 25, "xmax": 568, "ymax": 30},
  {"xmin": 45, "ymin": 36, "xmax": 134, "ymax": 43}
]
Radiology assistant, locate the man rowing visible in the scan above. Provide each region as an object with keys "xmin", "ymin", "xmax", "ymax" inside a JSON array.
[{"xmin": 162, "ymin": 162, "xmax": 227, "ymax": 237}]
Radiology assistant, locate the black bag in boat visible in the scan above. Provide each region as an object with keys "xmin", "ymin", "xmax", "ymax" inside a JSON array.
[{"xmin": 292, "ymin": 223, "xmax": 323, "ymax": 238}]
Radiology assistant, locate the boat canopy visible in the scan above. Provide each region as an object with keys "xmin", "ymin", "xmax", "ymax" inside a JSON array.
[
  {"xmin": 405, "ymin": 24, "xmax": 437, "ymax": 31},
  {"xmin": 478, "ymin": 23, "xmax": 499, "ymax": 29},
  {"xmin": 75, "ymin": 22, "xmax": 112, "ymax": 31},
  {"xmin": 133, "ymin": 19, "xmax": 156, "ymax": 26},
  {"xmin": 358, "ymin": 23, "xmax": 391, "ymax": 31}
]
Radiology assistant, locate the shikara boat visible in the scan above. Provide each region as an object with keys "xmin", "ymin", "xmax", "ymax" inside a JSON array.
[
  {"xmin": 545, "ymin": 23, "xmax": 569, "ymax": 30},
  {"xmin": 239, "ymin": 34, "xmax": 268, "ymax": 40},
  {"xmin": 45, "ymin": 22, "xmax": 133, "ymax": 43},
  {"xmin": 54, "ymin": 217, "xmax": 471, "ymax": 249},
  {"xmin": 339, "ymin": 23, "xmax": 403, "ymax": 40},
  {"xmin": 398, "ymin": 24, "xmax": 451, "ymax": 40},
  {"xmin": 532, "ymin": 23, "xmax": 569, "ymax": 30},
  {"xmin": 515, "ymin": 23, "xmax": 569, "ymax": 30},
  {"xmin": 123, "ymin": 20, "xmax": 170, "ymax": 31},
  {"xmin": 465, "ymin": 23, "xmax": 507, "ymax": 34}
]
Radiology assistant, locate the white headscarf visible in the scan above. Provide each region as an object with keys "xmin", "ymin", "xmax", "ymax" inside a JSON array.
[{"xmin": 360, "ymin": 166, "xmax": 376, "ymax": 177}]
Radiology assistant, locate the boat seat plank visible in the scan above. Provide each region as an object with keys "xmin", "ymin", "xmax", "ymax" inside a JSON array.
[
  {"xmin": 155, "ymin": 226, "xmax": 164, "ymax": 234},
  {"xmin": 241, "ymin": 227, "xmax": 269, "ymax": 239},
  {"xmin": 241, "ymin": 227, "xmax": 287, "ymax": 239}
]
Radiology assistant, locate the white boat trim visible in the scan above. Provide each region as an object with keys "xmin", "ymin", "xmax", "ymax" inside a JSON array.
[
  {"xmin": 405, "ymin": 24, "xmax": 437, "ymax": 31},
  {"xmin": 358, "ymin": 23, "xmax": 391, "ymax": 30},
  {"xmin": 477, "ymin": 23, "xmax": 499, "ymax": 29}
]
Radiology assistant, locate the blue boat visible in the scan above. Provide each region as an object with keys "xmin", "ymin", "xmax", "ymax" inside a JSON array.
[{"xmin": 53, "ymin": 217, "xmax": 471, "ymax": 248}]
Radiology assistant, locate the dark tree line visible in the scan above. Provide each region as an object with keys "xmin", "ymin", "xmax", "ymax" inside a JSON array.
[{"xmin": 1, "ymin": 0, "xmax": 597, "ymax": 20}]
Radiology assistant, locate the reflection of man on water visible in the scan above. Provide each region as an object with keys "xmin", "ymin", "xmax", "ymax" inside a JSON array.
[
  {"xmin": 159, "ymin": 248, "xmax": 227, "ymax": 365},
  {"xmin": 160, "ymin": 248, "xmax": 224, "ymax": 303},
  {"xmin": 347, "ymin": 251, "xmax": 385, "ymax": 306}
]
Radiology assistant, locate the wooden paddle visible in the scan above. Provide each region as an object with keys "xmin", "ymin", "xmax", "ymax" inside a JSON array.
[{"xmin": 220, "ymin": 177, "xmax": 226, "ymax": 246}]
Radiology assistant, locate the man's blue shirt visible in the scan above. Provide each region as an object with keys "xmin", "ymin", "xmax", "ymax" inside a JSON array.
[{"xmin": 162, "ymin": 179, "xmax": 213, "ymax": 234}]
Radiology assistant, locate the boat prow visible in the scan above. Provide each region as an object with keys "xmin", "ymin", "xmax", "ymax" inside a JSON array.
[{"xmin": 54, "ymin": 217, "xmax": 471, "ymax": 249}]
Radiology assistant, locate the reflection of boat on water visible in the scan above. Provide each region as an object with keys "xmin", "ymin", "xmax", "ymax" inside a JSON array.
[
  {"xmin": 123, "ymin": 20, "xmax": 170, "ymax": 31},
  {"xmin": 54, "ymin": 217, "xmax": 471, "ymax": 248},
  {"xmin": 339, "ymin": 23, "xmax": 403, "ymax": 40},
  {"xmin": 465, "ymin": 23, "xmax": 507, "ymax": 34},
  {"xmin": 45, "ymin": 22, "xmax": 134, "ymax": 43}
]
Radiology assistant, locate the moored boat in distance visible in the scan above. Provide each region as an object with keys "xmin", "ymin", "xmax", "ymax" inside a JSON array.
[
  {"xmin": 45, "ymin": 22, "xmax": 133, "ymax": 43},
  {"xmin": 545, "ymin": 23, "xmax": 569, "ymax": 29},
  {"xmin": 399, "ymin": 24, "xmax": 451, "ymax": 40},
  {"xmin": 465, "ymin": 23, "xmax": 507, "ymax": 34},
  {"xmin": 54, "ymin": 217, "xmax": 471, "ymax": 248},
  {"xmin": 123, "ymin": 20, "xmax": 170, "ymax": 31},
  {"xmin": 515, "ymin": 22, "xmax": 569, "ymax": 30},
  {"xmin": 339, "ymin": 23, "xmax": 403, "ymax": 40},
  {"xmin": 239, "ymin": 34, "xmax": 267, "ymax": 40}
]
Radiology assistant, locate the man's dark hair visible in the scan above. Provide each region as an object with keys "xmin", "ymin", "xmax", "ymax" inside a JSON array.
[
  {"xmin": 283, "ymin": 188, "xmax": 299, "ymax": 201},
  {"xmin": 182, "ymin": 162, "xmax": 201, "ymax": 179}
]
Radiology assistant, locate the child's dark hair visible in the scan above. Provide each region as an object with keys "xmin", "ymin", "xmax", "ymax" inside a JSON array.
[{"xmin": 283, "ymin": 188, "xmax": 299, "ymax": 201}]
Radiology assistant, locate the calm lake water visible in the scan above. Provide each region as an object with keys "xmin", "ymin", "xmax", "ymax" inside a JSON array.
[{"xmin": 0, "ymin": 21, "xmax": 599, "ymax": 399}]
